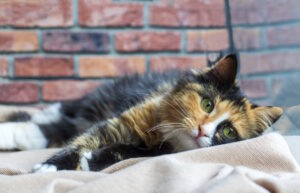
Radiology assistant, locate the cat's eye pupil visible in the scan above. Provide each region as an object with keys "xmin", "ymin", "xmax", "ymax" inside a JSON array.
[{"xmin": 201, "ymin": 98, "xmax": 214, "ymax": 113}]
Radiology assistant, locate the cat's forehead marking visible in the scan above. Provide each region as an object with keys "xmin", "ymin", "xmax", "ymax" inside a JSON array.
[
  {"xmin": 185, "ymin": 83, "xmax": 203, "ymax": 91},
  {"xmin": 185, "ymin": 83, "xmax": 218, "ymax": 99}
]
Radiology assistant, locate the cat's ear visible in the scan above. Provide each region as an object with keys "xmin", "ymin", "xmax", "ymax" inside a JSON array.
[
  {"xmin": 208, "ymin": 54, "xmax": 238, "ymax": 89},
  {"xmin": 253, "ymin": 106, "xmax": 283, "ymax": 128}
]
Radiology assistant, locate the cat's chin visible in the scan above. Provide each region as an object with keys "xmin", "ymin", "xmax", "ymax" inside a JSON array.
[
  {"xmin": 195, "ymin": 136, "xmax": 211, "ymax": 148},
  {"xmin": 166, "ymin": 131, "xmax": 200, "ymax": 151}
]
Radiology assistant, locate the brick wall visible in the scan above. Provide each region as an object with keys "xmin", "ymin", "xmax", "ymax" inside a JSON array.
[
  {"xmin": 0, "ymin": 0, "xmax": 299, "ymax": 107},
  {"xmin": 231, "ymin": 0, "xmax": 300, "ymax": 107}
]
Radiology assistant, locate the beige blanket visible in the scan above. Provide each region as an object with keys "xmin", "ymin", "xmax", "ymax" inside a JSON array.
[{"xmin": 0, "ymin": 133, "xmax": 299, "ymax": 193}]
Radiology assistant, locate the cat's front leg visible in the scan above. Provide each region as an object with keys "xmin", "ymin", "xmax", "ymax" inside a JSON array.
[
  {"xmin": 32, "ymin": 132, "xmax": 104, "ymax": 172},
  {"xmin": 79, "ymin": 144, "xmax": 153, "ymax": 171},
  {"xmin": 77, "ymin": 143, "xmax": 174, "ymax": 171},
  {"xmin": 32, "ymin": 145, "xmax": 128, "ymax": 172},
  {"xmin": 78, "ymin": 145, "xmax": 129, "ymax": 171},
  {"xmin": 33, "ymin": 147, "xmax": 80, "ymax": 172},
  {"xmin": 32, "ymin": 120, "xmax": 137, "ymax": 172}
]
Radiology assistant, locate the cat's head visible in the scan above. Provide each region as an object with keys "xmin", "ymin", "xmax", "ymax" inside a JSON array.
[{"xmin": 160, "ymin": 54, "xmax": 283, "ymax": 150}]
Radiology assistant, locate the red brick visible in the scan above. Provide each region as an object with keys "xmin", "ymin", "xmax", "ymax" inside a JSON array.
[
  {"xmin": 0, "ymin": 31, "xmax": 38, "ymax": 52},
  {"xmin": 79, "ymin": 57, "xmax": 146, "ymax": 77},
  {"xmin": 43, "ymin": 80, "xmax": 100, "ymax": 102},
  {"xmin": 79, "ymin": 0, "xmax": 143, "ymax": 27},
  {"xmin": 43, "ymin": 31, "xmax": 110, "ymax": 53},
  {"xmin": 240, "ymin": 51, "xmax": 300, "ymax": 75},
  {"xmin": 115, "ymin": 31, "xmax": 181, "ymax": 52},
  {"xmin": 151, "ymin": 56, "xmax": 207, "ymax": 72},
  {"xmin": 0, "ymin": 57, "xmax": 8, "ymax": 77},
  {"xmin": 0, "ymin": 82, "xmax": 39, "ymax": 103},
  {"xmin": 187, "ymin": 29, "xmax": 229, "ymax": 52},
  {"xmin": 150, "ymin": 0, "xmax": 225, "ymax": 27},
  {"xmin": 15, "ymin": 57, "xmax": 74, "ymax": 77},
  {"xmin": 233, "ymin": 28, "xmax": 261, "ymax": 50},
  {"xmin": 240, "ymin": 79, "xmax": 267, "ymax": 99},
  {"xmin": 267, "ymin": 25, "xmax": 300, "ymax": 47},
  {"xmin": 0, "ymin": 0, "xmax": 72, "ymax": 27},
  {"xmin": 230, "ymin": 0, "xmax": 300, "ymax": 25}
]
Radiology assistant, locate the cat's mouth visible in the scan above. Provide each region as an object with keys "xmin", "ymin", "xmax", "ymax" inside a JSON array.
[{"xmin": 190, "ymin": 128, "xmax": 212, "ymax": 148}]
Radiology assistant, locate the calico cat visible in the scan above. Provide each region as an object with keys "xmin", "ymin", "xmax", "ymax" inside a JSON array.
[{"xmin": 0, "ymin": 54, "xmax": 282, "ymax": 172}]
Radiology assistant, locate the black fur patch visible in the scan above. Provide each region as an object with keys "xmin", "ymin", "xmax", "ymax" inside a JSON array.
[
  {"xmin": 86, "ymin": 143, "xmax": 173, "ymax": 171},
  {"xmin": 6, "ymin": 111, "xmax": 31, "ymax": 122},
  {"xmin": 251, "ymin": 104, "xmax": 259, "ymax": 109},
  {"xmin": 43, "ymin": 148, "xmax": 80, "ymax": 170}
]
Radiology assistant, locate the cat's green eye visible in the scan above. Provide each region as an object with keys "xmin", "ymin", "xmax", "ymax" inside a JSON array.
[
  {"xmin": 222, "ymin": 126, "xmax": 237, "ymax": 139},
  {"xmin": 201, "ymin": 98, "xmax": 214, "ymax": 113}
]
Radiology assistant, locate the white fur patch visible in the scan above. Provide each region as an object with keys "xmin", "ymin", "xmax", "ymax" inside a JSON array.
[
  {"xmin": 0, "ymin": 122, "xmax": 47, "ymax": 150},
  {"xmin": 197, "ymin": 137, "xmax": 211, "ymax": 148},
  {"xmin": 80, "ymin": 152, "xmax": 92, "ymax": 171},
  {"xmin": 202, "ymin": 112, "xmax": 230, "ymax": 137},
  {"xmin": 197, "ymin": 112, "xmax": 230, "ymax": 147},
  {"xmin": 31, "ymin": 103, "xmax": 61, "ymax": 125},
  {"xmin": 32, "ymin": 163, "xmax": 57, "ymax": 173}
]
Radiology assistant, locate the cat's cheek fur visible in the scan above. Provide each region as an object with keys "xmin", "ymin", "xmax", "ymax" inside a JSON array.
[
  {"xmin": 168, "ymin": 131, "xmax": 199, "ymax": 151},
  {"xmin": 190, "ymin": 129, "xmax": 199, "ymax": 138}
]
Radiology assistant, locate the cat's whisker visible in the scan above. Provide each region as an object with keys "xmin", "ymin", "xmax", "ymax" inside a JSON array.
[
  {"xmin": 159, "ymin": 126, "xmax": 187, "ymax": 134},
  {"xmin": 147, "ymin": 123, "xmax": 186, "ymax": 133},
  {"xmin": 163, "ymin": 98, "xmax": 195, "ymax": 130},
  {"xmin": 162, "ymin": 100, "xmax": 187, "ymax": 119},
  {"xmin": 148, "ymin": 125, "xmax": 184, "ymax": 134},
  {"xmin": 170, "ymin": 99, "xmax": 193, "ymax": 126},
  {"xmin": 185, "ymin": 117, "xmax": 195, "ymax": 129},
  {"xmin": 173, "ymin": 98, "xmax": 190, "ymax": 118},
  {"xmin": 172, "ymin": 100, "xmax": 194, "ymax": 128}
]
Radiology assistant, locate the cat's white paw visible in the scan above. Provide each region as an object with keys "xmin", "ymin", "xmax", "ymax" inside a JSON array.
[
  {"xmin": 32, "ymin": 163, "xmax": 57, "ymax": 173},
  {"xmin": 0, "ymin": 122, "xmax": 47, "ymax": 150},
  {"xmin": 0, "ymin": 125, "xmax": 16, "ymax": 150},
  {"xmin": 80, "ymin": 151, "xmax": 92, "ymax": 171}
]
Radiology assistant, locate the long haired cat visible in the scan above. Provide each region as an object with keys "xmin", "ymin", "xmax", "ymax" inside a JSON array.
[{"xmin": 0, "ymin": 54, "xmax": 282, "ymax": 172}]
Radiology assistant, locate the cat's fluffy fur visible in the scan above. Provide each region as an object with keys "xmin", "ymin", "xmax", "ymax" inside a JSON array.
[{"xmin": 0, "ymin": 54, "xmax": 283, "ymax": 172}]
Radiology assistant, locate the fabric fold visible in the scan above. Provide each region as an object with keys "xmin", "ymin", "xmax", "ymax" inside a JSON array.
[{"xmin": 0, "ymin": 133, "xmax": 299, "ymax": 193}]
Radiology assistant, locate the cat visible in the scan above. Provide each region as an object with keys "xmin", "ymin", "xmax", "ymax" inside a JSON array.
[{"xmin": 0, "ymin": 54, "xmax": 283, "ymax": 172}]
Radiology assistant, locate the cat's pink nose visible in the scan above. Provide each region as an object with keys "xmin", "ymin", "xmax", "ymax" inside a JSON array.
[{"xmin": 198, "ymin": 126, "xmax": 208, "ymax": 137}]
